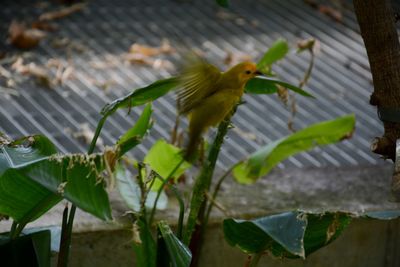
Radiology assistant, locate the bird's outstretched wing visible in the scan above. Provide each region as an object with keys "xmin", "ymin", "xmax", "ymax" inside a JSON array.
[{"xmin": 177, "ymin": 58, "xmax": 221, "ymax": 114}]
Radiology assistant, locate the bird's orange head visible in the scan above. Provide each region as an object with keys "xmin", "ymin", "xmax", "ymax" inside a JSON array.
[{"xmin": 226, "ymin": 62, "xmax": 262, "ymax": 86}]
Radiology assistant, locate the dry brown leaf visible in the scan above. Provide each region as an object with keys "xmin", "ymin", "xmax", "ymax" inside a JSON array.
[
  {"xmin": 39, "ymin": 3, "xmax": 86, "ymax": 21},
  {"xmin": 31, "ymin": 21, "xmax": 59, "ymax": 32},
  {"xmin": 11, "ymin": 57, "xmax": 52, "ymax": 88},
  {"xmin": 223, "ymin": 51, "xmax": 252, "ymax": 67},
  {"xmin": 8, "ymin": 21, "xmax": 46, "ymax": 49},
  {"xmin": 232, "ymin": 127, "xmax": 257, "ymax": 141},
  {"xmin": 277, "ymin": 85, "xmax": 289, "ymax": 106},
  {"xmin": 318, "ymin": 5, "xmax": 343, "ymax": 22},
  {"xmin": 129, "ymin": 39, "xmax": 175, "ymax": 57},
  {"xmin": 123, "ymin": 53, "xmax": 152, "ymax": 65}
]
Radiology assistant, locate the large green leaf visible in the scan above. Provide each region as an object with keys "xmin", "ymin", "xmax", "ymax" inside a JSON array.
[
  {"xmin": 245, "ymin": 77, "xmax": 314, "ymax": 98},
  {"xmin": 117, "ymin": 103, "xmax": 153, "ymax": 156},
  {"xmin": 233, "ymin": 115, "xmax": 355, "ymax": 184},
  {"xmin": 157, "ymin": 221, "xmax": 192, "ymax": 267},
  {"xmin": 0, "ymin": 135, "xmax": 112, "ymax": 222},
  {"xmin": 257, "ymin": 39, "xmax": 289, "ymax": 74},
  {"xmin": 223, "ymin": 211, "xmax": 351, "ymax": 259},
  {"xmin": 0, "ymin": 230, "xmax": 51, "ymax": 267},
  {"xmin": 101, "ymin": 77, "xmax": 179, "ymax": 116},
  {"xmin": 144, "ymin": 139, "xmax": 191, "ymax": 190},
  {"xmin": 0, "ymin": 136, "xmax": 61, "ymax": 223}
]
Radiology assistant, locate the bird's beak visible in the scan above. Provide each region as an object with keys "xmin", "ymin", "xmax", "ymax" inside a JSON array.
[{"xmin": 254, "ymin": 70, "xmax": 263, "ymax": 76}]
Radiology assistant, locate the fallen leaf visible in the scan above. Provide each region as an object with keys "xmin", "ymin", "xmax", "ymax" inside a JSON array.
[
  {"xmin": 11, "ymin": 57, "xmax": 52, "ymax": 88},
  {"xmin": 232, "ymin": 127, "xmax": 257, "ymax": 141},
  {"xmin": 31, "ymin": 21, "xmax": 59, "ymax": 32},
  {"xmin": 8, "ymin": 21, "xmax": 46, "ymax": 49},
  {"xmin": 129, "ymin": 39, "xmax": 175, "ymax": 57},
  {"xmin": 223, "ymin": 51, "xmax": 252, "ymax": 67},
  {"xmin": 318, "ymin": 5, "xmax": 343, "ymax": 23},
  {"xmin": 304, "ymin": 0, "xmax": 343, "ymax": 23},
  {"xmin": 39, "ymin": 3, "xmax": 86, "ymax": 21}
]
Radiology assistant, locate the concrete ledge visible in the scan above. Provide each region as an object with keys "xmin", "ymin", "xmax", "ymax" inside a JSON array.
[{"xmin": 1, "ymin": 163, "xmax": 400, "ymax": 266}]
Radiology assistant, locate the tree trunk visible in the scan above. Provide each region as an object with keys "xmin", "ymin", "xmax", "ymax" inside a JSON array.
[{"xmin": 353, "ymin": 0, "xmax": 400, "ymax": 161}]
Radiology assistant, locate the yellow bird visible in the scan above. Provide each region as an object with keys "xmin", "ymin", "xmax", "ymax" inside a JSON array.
[{"xmin": 177, "ymin": 59, "xmax": 262, "ymax": 160}]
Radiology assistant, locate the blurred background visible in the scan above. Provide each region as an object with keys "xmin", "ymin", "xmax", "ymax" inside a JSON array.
[{"xmin": 1, "ymin": 0, "xmax": 399, "ymax": 172}]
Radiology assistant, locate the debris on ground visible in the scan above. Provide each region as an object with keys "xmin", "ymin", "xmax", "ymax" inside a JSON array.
[
  {"xmin": 304, "ymin": 0, "xmax": 343, "ymax": 23},
  {"xmin": 123, "ymin": 39, "xmax": 176, "ymax": 70},
  {"xmin": 223, "ymin": 51, "xmax": 252, "ymax": 67},
  {"xmin": 11, "ymin": 57, "xmax": 52, "ymax": 88},
  {"xmin": 8, "ymin": 21, "xmax": 47, "ymax": 49},
  {"xmin": 39, "ymin": 3, "xmax": 87, "ymax": 21}
]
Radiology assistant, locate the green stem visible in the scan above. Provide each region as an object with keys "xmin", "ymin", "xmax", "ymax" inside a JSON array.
[
  {"xmin": 57, "ymin": 205, "xmax": 69, "ymax": 267},
  {"xmin": 203, "ymin": 163, "xmax": 239, "ymax": 229},
  {"xmin": 9, "ymin": 221, "xmax": 17, "ymax": 239},
  {"xmin": 149, "ymin": 159, "xmax": 184, "ymax": 225},
  {"xmin": 182, "ymin": 117, "xmax": 232, "ymax": 246},
  {"xmin": 57, "ymin": 114, "xmax": 107, "ymax": 267},
  {"xmin": 169, "ymin": 184, "xmax": 185, "ymax": 240}
]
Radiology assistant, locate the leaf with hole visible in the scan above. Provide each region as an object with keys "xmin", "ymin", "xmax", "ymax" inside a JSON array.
[
  {"xmin": 0, "ymin": 135, "xmax": 112, "ymax": 223},
  {"xmin": 223, "ymin": 211, "xmax": 351, "ymax": 259}
]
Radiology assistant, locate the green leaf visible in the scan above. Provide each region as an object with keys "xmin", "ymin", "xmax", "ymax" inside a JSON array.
[
  {"xmin": 133, "ymin": 218, "xmax": 156, "ymax": 267},
  {"xmin": 0, "ymin": 136, "xmax": 112, "ymax": 222},
  {"xmin": 157, "ymin": 221, "xmax": 192, "ymax": 267},
  {"xmin": 0, "ymin": 135, "xmax": 57, "ymax": 175},
  {"xmin": 257, "ymin": 39, "xmax": 289, "ymax": 74},
  {"xmin": 216, "ymin": 0, "xmax": 229, "ymax": 7},
  {"xmin": 233, "ymin": 115, "xmax": 355, "ymax": 184},
  {"xmin": 223, "ymin": 211, "xmax": 351, "ymax": 259},
  {"xmin": 115, "ymin": 164, "xmax": 168, "ymax": 212},
  {"xmin": 101, "ymin": 77, "xmax": 179, "ymax": 116},
  {"xmin": 23, "ymin": 226, "xmax": 61, "ymax": 252},
  {"xmin": 117, "ymin": 103, "xmax": 153, "ymax": 156},
  {"xmin": 0, "ymin": 136, "xmax": 61, "ymax": 223},
  {"xmin": 144, "ymin": 139, "xmax": 191, "ymax": 190},
  {"xmin": 0, "ymin": 230, "xmax": 51, "ymax": 267},
  {"xmin": 245, "ymin": 77, "xmax": 315, "ymax": 98}
]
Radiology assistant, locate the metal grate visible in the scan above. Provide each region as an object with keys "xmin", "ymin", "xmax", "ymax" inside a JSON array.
[{"xmin": 0, "ymin": 0, "xmax": 396, "ymax": 171}]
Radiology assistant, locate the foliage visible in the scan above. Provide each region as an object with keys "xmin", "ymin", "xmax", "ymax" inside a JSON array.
[
  {"xmin": 233, "ymin": 115, "xmax": 355, "ymax": 184},
  {"xmin": 0, "ymin": 35, "xmax": 388, "ymax": 267}
]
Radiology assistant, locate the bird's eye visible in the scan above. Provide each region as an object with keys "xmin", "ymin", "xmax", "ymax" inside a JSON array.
[{"xmin": 245, "ymin": 70, "xmax": 252, "ymax": 75}]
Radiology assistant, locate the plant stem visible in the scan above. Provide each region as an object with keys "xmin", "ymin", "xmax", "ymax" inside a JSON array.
[
  {"xmin": 182, "ymin": 117, "xmax": 232, "ymax": 246},
  {"xmin": 57, "ymin": 114, "xmax": 107, "ymax": 267},
  {"xmin": 152, "ymin": 171, "xmax": 185, "ymax": 239},
  {"xmin": 9, "ymin": 221, "xmax": 17, "ymax": 239},
  {"xmin": 203, "ymin": 163, "xmax": 239, "ymax": 229},
  {"xmin": 149, "ymin": 159, "xmax": 184, "ymax": 225}
]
